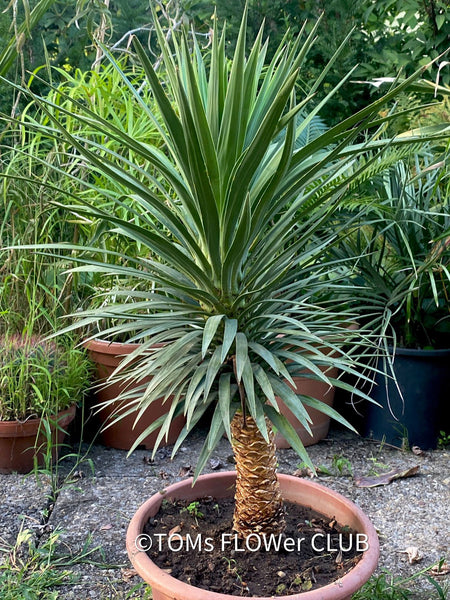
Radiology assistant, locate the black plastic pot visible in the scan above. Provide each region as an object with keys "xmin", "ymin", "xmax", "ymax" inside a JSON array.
[{"xmin": 363, "ymin": 347, "xmax": 450, "ymax": 449}]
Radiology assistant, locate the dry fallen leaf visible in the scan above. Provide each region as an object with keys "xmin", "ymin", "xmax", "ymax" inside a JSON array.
[
  {"xmin": 293, "ymin": 467, "xmax": 315, "ymax": 479},
  {"xmin": 430, "ymin": 561, "xmax": 450, "ymax": 576},
  {"xmin": 100, "ymin": 524, "xmax": 113, "ymax": 531},
  {"xmin": 121, "ymin": 568, "xmax": 138, "ymax": 582},
  {"xmin": 399, "ymin": 546, "xmax": 422, "ymax": 564},
  {"xmin": 169, "ymin": 525, "xmax": 181, "ymax": 536},
  {"xmin": 411, "ymin": 446, "xmax": 426, "ymax": 456},
  {"xmin": 178, "ymin": 465, "xmax": 193, "ymax": 477},
  {"xmin": 355, "ymin": 465, "xmax": 420, "ymax": 488}
]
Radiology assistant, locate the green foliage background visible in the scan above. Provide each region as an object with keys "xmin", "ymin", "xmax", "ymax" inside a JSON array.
[{"xmin": 1, "ymin": 0, "xmax": 448, "ymax": 123}]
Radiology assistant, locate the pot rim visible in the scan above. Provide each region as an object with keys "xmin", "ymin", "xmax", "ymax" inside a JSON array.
[
  {"xmin": 0, "ymin": 404, "xmax": 76, "ymax": 434},
  {"xmin": 83, "ymin": 338, "xmax": 166, "ymax": 355},
  {"xmin": 389, "ymin": 345, "xmax": 450, "ymax": 358},
  {"xmin": 127, "ymin": 471, "xmax": 379, "ymax": 600}
]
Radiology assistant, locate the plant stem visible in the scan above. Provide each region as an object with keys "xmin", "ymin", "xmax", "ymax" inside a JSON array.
[{"xmin": 231, "ymin": 411, "xmax": 285, "ymax": 540}]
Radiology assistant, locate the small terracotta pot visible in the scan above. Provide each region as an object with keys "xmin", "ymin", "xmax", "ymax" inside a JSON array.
[
  {"xmin": 127, "ymin": 471, "xmax": 379, "ymax": 600},
  {"xmin": 0, "ymin": 405, "xmax": 76, "ymax": 474},
  {"xmin": 84, "ymin": 339, "xmax": 186, "ymax": 450}
]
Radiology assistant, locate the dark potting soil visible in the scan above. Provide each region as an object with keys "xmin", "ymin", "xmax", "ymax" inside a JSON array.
[{"xmin": 144, "ymin": 496, "xmax": 364, "ymax": 597}]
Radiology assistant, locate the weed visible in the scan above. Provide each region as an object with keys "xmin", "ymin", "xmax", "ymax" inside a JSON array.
[
  {"xmin": 391, "ymin": 423, "xmax": 410, "ymax": 452},
  {"xmin": 180, "ymin": 501, "xmax": 204, "ymax": 523},
  {"xmin": 222, "ymin": 556, "xmax": 249, "ymax": 593},
  {"xmin": 222, "ymin": 556, "xmax": 237, "ymax": 572},
  {"xmin": 32, "ymin": 413, "xmax": 96, "ymax": 507},
  {"xmin": 298, "ymin": 454, "xmax": 353, "ymax": 477},
  {"xmin": 437, "ymin": 431, "xmax": 450, "ymax": 449},
  {"xmin": 0, "ymin": 526, "xmax": 103, "ymax": 600},
  {"xmin": 27, "ymin": 400, "xmax": 97, "ymax": 532},
  {"xmin": 331, "ymin": 454, "xmax": 353, "ymax": 476},
  {"xmin": 367, "ymin": 455, "xmax": 392, "ymax": 477},
  {"xmin": 352, "ymin": 561, "xmax": 449, "ymax": 599},
  {"xmin": 124, "ymin": 583, "xmax": 153, "ymax": 599},
  {"xmin": 98, "ymin": 581, "xmax": 153, "ymax": 599}
]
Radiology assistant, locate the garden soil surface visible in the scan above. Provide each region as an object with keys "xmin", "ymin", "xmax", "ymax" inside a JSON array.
[{"xmin": 144, "ymin": 496, "xmax": 363, "ymax": 596}]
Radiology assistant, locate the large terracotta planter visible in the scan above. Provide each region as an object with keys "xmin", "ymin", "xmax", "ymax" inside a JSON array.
[
  {"xmin": 0, "ymin": 405, "xmax": 76, "ymax": 474},
  {"xmin": 84, "ymin": 339, "xmax": 186, "ymax": 450},
  {"xmin": 274, "ymin": 324, "xmax": 359, "ymax": 449},
  {"xmin": 127, "ymin": 471, "xmax": 379, "ymax": 600}
]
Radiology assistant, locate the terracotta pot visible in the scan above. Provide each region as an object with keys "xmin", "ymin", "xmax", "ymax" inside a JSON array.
[
  {"xmin": 275, "ymin": 324, "xmax": 360, "ymax": 449},
  {"xmin": 84, "ymin": 339, "xmax": 186, "ymax": 450},
  {"xmin": 274, "ymin": 369, "xmax": 338, "ymax": 448},
  {"xmin": 0, "ymin": 405, "xmax": 76, "ymax": 474},
  {"xmin": 127, "ymin": 471, "xmax": 379, "ymax": 600}
]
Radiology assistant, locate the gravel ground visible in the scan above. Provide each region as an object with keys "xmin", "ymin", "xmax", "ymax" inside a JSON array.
[{"xmin": 0, "ymin": 425, "xmax": 449, "ymax": 599}]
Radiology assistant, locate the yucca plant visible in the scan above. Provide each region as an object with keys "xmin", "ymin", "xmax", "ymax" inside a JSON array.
[{"xmin": 2, "ymin": 10, "xmax": 449, "ymax": 539}]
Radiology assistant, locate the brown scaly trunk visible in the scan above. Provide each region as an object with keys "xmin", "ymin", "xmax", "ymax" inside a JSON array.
[{"xmin": 231, "ymin": 410, "xmax": 285, "ymax": 539}]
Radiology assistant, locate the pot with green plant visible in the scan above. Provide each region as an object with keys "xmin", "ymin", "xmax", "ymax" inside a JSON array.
[
  {"xmin": 0, "ymin": 171, "xmax": 91, "ymax": 474},
  {"xmin": 0, "ymin": 335, "xmax": 90, "ymax": 474},
  {"xmin": 3, "ymin": 5, "xmax": 449, "ymax": 597},
  {"xmin": 84, "ymin": 336, "xmax": 186, "ymax": 450},
  {"xmin": 336, "ymin": 151, "xmax": 450, "ymax": 449}
]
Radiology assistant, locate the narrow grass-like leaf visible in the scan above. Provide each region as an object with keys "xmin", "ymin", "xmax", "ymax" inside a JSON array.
[
  {"xmin": 194, "ymin": 403, "xmax": 224, "ymax": 481},
  {"xmin": 218, "ymin": 373, "xmax": 233, "ymax": 442},
  {"xmin": 300, "ymin": 395, "xmax": 358, "ymax": 434},
  {"xmin": 253, "ymin": 364, "xmax": 278, "ymax": 410},
  {"xmin": 203, "ymin": 346, "xmax": 225, "ymax": 400},
  {"xmin": 268, "ymin": 376, "xmax": 313, "ymax": 437}
]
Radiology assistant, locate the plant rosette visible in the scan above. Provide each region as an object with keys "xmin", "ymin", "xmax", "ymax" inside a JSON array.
[
  {"xmin": 127, "ymin": 472, "xmax": 379, "ymax": 600},
  {"xmin": 5, "ymin": 4, "xmax": 445, "ymax": 595}
]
